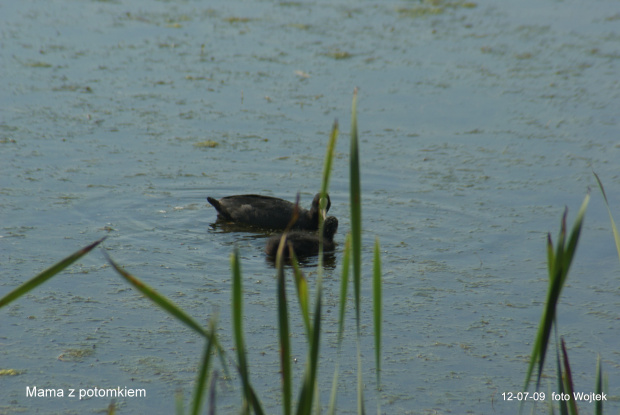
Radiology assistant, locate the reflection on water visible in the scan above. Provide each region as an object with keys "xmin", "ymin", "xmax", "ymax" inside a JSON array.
[
  {"xmin": 208, "ymin": 220, "xmax": 275, "ymax": 236},
  {"xmin": 209, "ymin": 221, "xmax": 339, "ymax": 269},
  {"xmin": 265, "ymin": 249, "xmax": 338, "ymax": 269}
]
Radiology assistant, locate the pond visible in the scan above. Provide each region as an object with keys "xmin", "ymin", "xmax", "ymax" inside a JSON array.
[{"xmin": 2, "ymin": 0, "xmax": 620, "ymax": 413}]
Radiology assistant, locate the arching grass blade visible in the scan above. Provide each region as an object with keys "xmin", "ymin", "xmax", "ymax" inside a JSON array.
[
  {"xmin": 105, "ymin": 252, "xmax": 207, "ymax": 338},
  {"xmin": 594, "ymin": 172, "xmax": 620, "ymax": 262},
  {"xmin": 231, "ymin": 248, "xmax": 265, "ymax": 415},
  {"xmin": 277, "ymin": 246, "xmax": 292, "ymax": 415},
  {"xmin": 0, "ymin": 237, "xmax": 105, "ymax": 309},
  {"xmin": 373, "ymin": 237, "xmax": 382, "ymax": 403},
  {"xmin": 523, "ymin": 192, "xmax": 589, "ymax": 394}
]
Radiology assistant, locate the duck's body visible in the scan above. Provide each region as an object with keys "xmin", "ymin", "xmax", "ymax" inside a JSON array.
[
  {"xmin": 207, "ymin": 193, "xmax": 330, "ymax": 231},
  {"xmin": 265, "ymin": 216, "xmax": 338, "ymax": 258}
]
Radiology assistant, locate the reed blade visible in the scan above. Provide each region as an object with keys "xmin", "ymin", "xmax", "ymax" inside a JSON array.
[
  {"xmin": 523, "ymin": 193, "xmax": 589, "ymax": 394},
  {"xmin": 560, "ymin": 338, "xmax": 578, "ymax": 415},
  {"xmin": 277, "ymin": 249, "xmax": 292, "ymax": 415},
  {"xmin": 105, "ymin": 253, "xmax": 207, "ymax": 338},
  {"xmin": 372, "ymin": 238, "xmax": 382, "ymax": 393},
  {"xmin": 231, "ymin": 248, "xmax": 251, "ymax": 413},
  {"xmin": 0, "ymin": 237, "xmax": 105, "ymax": 309},
  {"xmin": 327, "ymin": 362, "xmax": 340, "ymax": 415},
  {"xmin": 208, "ymin": 370, "xmax": 217, "ymax": 415},
  {"xmin": 349, "ymin": 87, "xmax": 362, "ymax": 334},
  {"xmin": 337, "ymin": 234, "xmax": 352, "ymax": 346},
  {"xmin": 563, "ymin": 191, "xmax": 590, "ymax": 277},
  {"xmin": 191, "ymin": 325, "xmax": 216, "ymax": 415},
  {"xmin": 357, "ymin": 338, "xmax": 366, "ymax": 415},
  {"xmin": 296, "ymin": 289, "xmax": 322, "ymax": 415},
  {"xmin": 291, "ymin": 254, "xmax": 311, "ymax": 339},
  {"xmin": 595, "ymin": 354, "xmax": 603, "ymax": 415},
  {"xmin": 321, "ymin": 119, "xmax": 339, "ymax": 206},
  {"xmin": 327, "ymin": 236, "xmax": 351, "ymax": 415},
  {"xmin": 175, "ymin": 391, "xmax": 184, "ymax": 415},
  {"xmin": 554, "ymin": 332, "xmax": 568, "ymax": 415},
  {"xmin": 230, "ymin": 251, "xmax": 265, "ymax": 414},
  {"xmin": 594, "ymin": 172, "xmax": 620, "ymax": 262}
]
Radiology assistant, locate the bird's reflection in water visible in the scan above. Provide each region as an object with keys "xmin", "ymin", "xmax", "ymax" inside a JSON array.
[
  {"xmin": 208, "ymin": 221, "xmax": 338, "ymax": 269},
  {"xmin": 265, "ymin": 247, "xmax": 338, "ymax": 270},
  {"xmin": 208, "ymin": 220, "xmax": 270, "ymax": 237}
]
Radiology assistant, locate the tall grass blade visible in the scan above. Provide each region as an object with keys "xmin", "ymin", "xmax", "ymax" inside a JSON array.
[
  {"xmin": 337, "ymin": 234, "xmax": 351, "ymax": 346},
  {"xmin": 563, "ymin": 191, "xmax": 589, "ymax": 276},
  {"xmin": 546, "ymin": 234, "xmax": 555, "ymax": 282},
  {"xmin": 105, "ymin": 253, "xmax": 207, "ymax": 338},
  {"xmin": 560, "ymin": 338, "xmax": 578, "ymax": 415},
  {"xmin": 320, "ymin": 120, "xmax": 339, "ymax": 205},
  {"xmin": 208, "ymin": 370, "xmax": 217, "ymax": 415},
  {"xmin": 106, "ymin": 253, "xmax": 230, "ymax": 381},
  {"xmin": 296, "ymin": 290, "xmax": 323, "ymax": 415},
  {"xmin": 313, "ymin": 383, "xmax": 320, "ymax": 415},
  {"xmin": 277, "ymin": 248, "xmax": 292, "ymax": 415},
  {"xmin": 327, "ymin": 362, "xmax": 340, "ymax": 415},
  {"xmin": 357, "ymin": 339, "xmax": 366, "ymax": 415},
  {"xmin": 349, "ymin": 87, "xmax": 362, "ymax": 334},
  {"xmin": 523, "ymin": 192, "xmax": 589, "ymax": 393},
  {"xmin": 191, "ymin": 324, "xmax": 216, "ymax": 415},
  {"xmin": 291, "ymin": 252, "xmax": 311, "ymax": 339},
  {"xmin": 594, "ymin": 172, "xmax": 620, "ymax": 262},
  {"xmin": 349, "ymin": 87, "xmax": 366, "ymax": 415},
  {"xmin": 318, "ymin": 119, "xmax": 338, "ymax": 281},
  {"xmin": 553, "ymin": 331, "xmax": 568, "ymax": 415},
  {"xmin": 595, "ymin": 354, "xmax": 603, "ymax": 415},
  {"xmin": 0, "ymin": 237, "xmax": 105, "ymax": 309},
  {"xmin": 175, "ymin": 391, "xmax": 184, "ymax": 415},
  {"xmin": 372, "ymin": 237, "xmax": 382, "ymax": 413},
  {"xmin": 327, "ymin": 234, "xmax": 352, "ymax": 415},
  {"xmin": 231, "ymin": 248, "xmax": 265, "ymax": 415}
]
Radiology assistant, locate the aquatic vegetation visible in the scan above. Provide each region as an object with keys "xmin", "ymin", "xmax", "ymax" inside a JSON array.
[
  {"xmin": 0, "ymin": 90, "xmax": 383, "ymax": 414},
  {"xmin": 193, "ymin": 139, "xmax": 219, "ymax": 148},
  {"xmin": 323, "ymin": 49, "xmax": 354, "ymax": 60},
  {"xmin": 4, "ymin": 95, "xmax": 617, "ymax": 415},
  {"xmin": 396, "ymin": 0, "xmax": 476, "ymax": 18},
  {"xmin": 521, "ymin": 182, "xmax": 612, "ymax": 414},
  {"xmin": 0, "ymin": 237, "xmax": 105, "ymax": 309}
]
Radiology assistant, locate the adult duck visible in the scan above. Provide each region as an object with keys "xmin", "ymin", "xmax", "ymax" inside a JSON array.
[{"xmin": 207, "ymin": 193, "xmax": 330, "ymax": 230}]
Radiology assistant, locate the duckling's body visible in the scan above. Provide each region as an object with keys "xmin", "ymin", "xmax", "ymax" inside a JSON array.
[{"xmin": 265, "ymin": 216, "xmax": 338, "ymax": 258}]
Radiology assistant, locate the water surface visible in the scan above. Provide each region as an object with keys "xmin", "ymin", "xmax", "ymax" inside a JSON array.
[{"xmin": 2, "ymin": 0, "xmax": 620, "ymax": 413}]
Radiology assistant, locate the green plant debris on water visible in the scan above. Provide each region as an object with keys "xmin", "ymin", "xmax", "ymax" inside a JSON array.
[
  {"xmin": 223, "ymin": 16, "xmax": 253, "ymax": 23},
  {"xmin": 193, "ymin": 140, "xmax": 219, "ymax": 148},
  {"xmin": 23, "ymin": 60, "xmax": 53, "ymax": 68},
  {"xmin": 57, "ymin": 348, "xmax": 95, "ymax": 362},
  {"xmin": 52, "ymin": 84, "xmax": 93, "ymax": 93},
  {"xmin": 397, "ymin": 0, "xmax": 477, "ymax": 18},
  {"xmin": 323, "ymin": 50, "xmax": 354, "ymax": 60},
  {"xmin": 0, "ymin": 369, "xmax": 22, "ymax": 376}
]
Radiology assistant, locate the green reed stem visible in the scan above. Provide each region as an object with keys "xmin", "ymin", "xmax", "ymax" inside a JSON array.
[
  {"xmin": 594, "ymin": 172, "xmax": 620, "ymax": 263},
  {"xmin": 349, "ymin": 88, "xmax": 362, "ymax": 335},
  {"xmin": 523, "ymin": 191, "xmax": 589, "ymax": 393},
  {"xmin": 373, "ymin": 237, "xmax": 383, "ymax": 397},
  {"xmin": 0, "ymin": 237, "xmax": 105, "ymax": 309},
  {"xmin": 231, "ymin": 248, "xmax": 264, "ymax": 414},
  {"xmin": 277, "ymin": 249, "xmax": 292, "ymax": 415}
]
